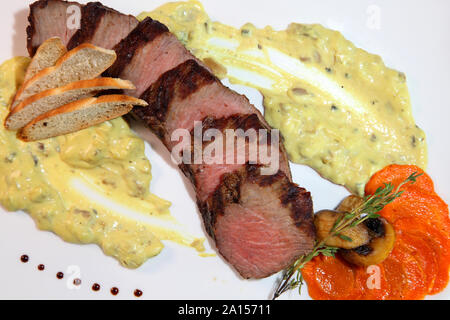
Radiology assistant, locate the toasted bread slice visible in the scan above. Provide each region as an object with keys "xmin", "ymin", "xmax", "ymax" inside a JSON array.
[
  {"xmin": 12, "ymin": 43, "xmax": 117, "ymax": 109},
  {"xmin": 19, "ymin": 95, "xmax": 148, "ymax": 141},
  {"xmin": 23, "ymin": 37, "xmax": 67, "ymax": 83},
  {"xmin": 5, "ymin": 78, "xmax": 135, "ymax": 130}
]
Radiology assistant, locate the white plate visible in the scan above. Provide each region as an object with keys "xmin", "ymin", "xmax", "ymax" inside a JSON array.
[{"xmin": 0, "ymin": 0, "xmax": 448, "ymax": 300}]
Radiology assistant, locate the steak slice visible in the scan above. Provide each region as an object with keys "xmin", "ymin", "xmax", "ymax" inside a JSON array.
[
  {"xmin": 136, "ymin": 60, "xmax": 261, "ymax": 148},
  {"xmin": 27, "ymin": 0, "xmax": 82, "ymax": 55},
  {"xmin": 180, "ymin": 114, "xmax": 291, "ymax": 202},
  {"xmin": 67, "ymin": 2, "xmax": 138, "ymax": 50},
  {"xmin": 107, "ymin": 17, "xmax": 195, "ymax": 98},
  {"xmin": 201, "ymin": 165, "xmax": 315, "ymax": 279}
]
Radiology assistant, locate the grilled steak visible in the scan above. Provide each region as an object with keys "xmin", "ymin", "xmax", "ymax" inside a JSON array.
[
  {"xmin": 137, "ymin": 60, "xmax": 291, "ymax": 200},
  {"xmin": 181, "ymin": 114, "xmax": 291, "ymax": 203},
  {"xmin": 27, "ymin": 0, "xmax": 81, "ymax": 55},
  {"xmin": 107, "ymin": 17, "xmax": 196, "ymax": 97},
  {"xmin": 135, "ymin": 60, "xmax": 315, "ymax": 278},
  {"xmin": 27, "ymin": 1, "xmax": 138, "ymax": 56},
  {"xmin": 67, "ymin": 2, "xmax": 138, "ymax": 50},
  {"xmin": 26, "ymin": 0, "xmax": 316, "ymax": 279},
  {"xmin": 203, "ymin": 165, "xmax": 314, "ymax": 279}
]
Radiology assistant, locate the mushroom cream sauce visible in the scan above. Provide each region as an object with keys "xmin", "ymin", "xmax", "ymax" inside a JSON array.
[
  {"xmin": 0, "ymin": 0, "xmax": 427, "ymax": 268},
  {"xmin": 140, "ymin": 0, "xmax": 427, "ymax": 195},
  {"xmin": 0, "ymin": 57, "xmax": 205, "ymax": 268}
]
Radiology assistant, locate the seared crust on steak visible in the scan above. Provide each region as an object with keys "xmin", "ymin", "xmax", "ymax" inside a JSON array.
[
  {"xmin": 135, "ymin": 59, "xmax": 216, "ymax": 139},
  {"xmin": 27, "ymin": 0, "xmax": 81, "ymax": 55},
  {"xmin": 200, "ymin": 165, "xmax": 315, "ymax": 278},
  {"xmin": 107, "ymin": 17, "xmax": 169, "ymax": 78},
  {"xmin": 67, "ymin": 2, "xmax": 138, "ymax": 50},
  {"xmin": 203, "ymin": 165, "xmax": 314, "ymax": 239},
  {"xmin": 178, "ymin": 113, "xmax": 291, "ymax": 201},
  {"xmin": 107, "ymin": 17, "xmax": 195, "ymax": 97}
]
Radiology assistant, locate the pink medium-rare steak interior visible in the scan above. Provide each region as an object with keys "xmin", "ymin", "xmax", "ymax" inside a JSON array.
[
  {"xmin": 107, "ymin": 17, "xmax": 195, "ymax": 97},
  {"xmin": 67, "ymin": 2, "xmax": 138, "ymax": 50},
  {"xmin": 182, "ymin": 114, "xmax": 291, "ymax": 202},
  {"xmin": 205, "ymin": 166, "xmax": 315, "ymax": 279},
  {"xmin": 27, "ymin": 0, "xmax": 82, "ymax": 55}
]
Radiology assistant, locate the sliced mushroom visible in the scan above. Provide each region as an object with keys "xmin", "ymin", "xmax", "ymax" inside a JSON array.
[
  {"xmin": 314, "ymin": 210, "xmax": 370, "ymax": 249},
  {"xmin": 336, "ymin": 195, "xmax": 364, "ymax": 213},
  {"xmin": 340, "ymin": 217, "xmax": 396, "ymax": 267}
]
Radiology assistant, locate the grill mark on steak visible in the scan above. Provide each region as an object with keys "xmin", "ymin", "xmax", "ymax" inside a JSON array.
[
  {"xmin": 201, "ymin": 165, "xmax": 315, "ymax": 278},
  {"xmin": 107, "ymin": 17, "xmax": 195, "ymax": 97},
  {"xmin": 27, "ymin": 0, "xmax": 81, "ymax": 55},
  {"xmin": 107, "ymin": 17, "xmax": 169, "ymax": 77},
  {"xmin": 178, "ymin": 113, "xmax": 290, "ymax": 202},
  {"xmin": 67, "ymin": 2, "xmax": 138, "ymax": 50},
  {"xmin": 135, "ymin": 59, "xmax": 217, "ymax": 140},
  {"xmin": 204, "ymin": 165, "xmax": 313, "ymax": 237}
]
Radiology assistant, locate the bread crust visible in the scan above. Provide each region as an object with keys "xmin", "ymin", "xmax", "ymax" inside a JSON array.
[
  {"xmin": 19, "ymin": 95, "xmax": 147, "ymax": 141},
  {"xmin": 5, "ymin": 77, "xmax": 135, "ymax": 130},
  {"xmin": 12, "ymin": 43, "xmax": 117, "ymax": 109},
  {"xmin": 24, "ymin": 37, "xmax": 67, "ymax": 82}
]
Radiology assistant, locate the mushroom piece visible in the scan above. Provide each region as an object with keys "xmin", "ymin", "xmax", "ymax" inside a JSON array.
[
  {"xmin": 336, "ymin": 195, "xmax": 364, "ymax": 213},
  {"xmin": 340, "ymin": 217, "xmax": 396, "ymax": 267},
  {"xmin": 314, "ymin": 210, "xmax": 371, "ymax": 249}
]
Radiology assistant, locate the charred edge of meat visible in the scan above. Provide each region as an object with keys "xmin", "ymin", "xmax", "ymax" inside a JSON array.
[
  {"xmin": 27, "ymin": 0, "xmax": 48, "ymax": 56},
  {"xmin": 199, "ymin": 165, "xmax": 247, "ymax": 239},
  {"xmin": 197, "ymin": 113, "xmax": 292, "ymax": 180},
  {"xmin": 27, "ymin": 0, "xmax": 79, "ymax": 56},
  {"xmin": 134, "ymin": 59, "xmax": 218, "ymax": 138},
  {"xmin": 179, "ymin": 114, "xmax": 272, "ymax": 190},
  {"xmin": 107, "ymin": 17, "xmax": 169, "ymax": 77},
  {"xmin": 66, "ymin": 2, "xmax": 119, "ymax": 50},
  {"xmin": 179, "ymin": 163, "xmax": 197, "ymax": 188},
  {"xmin": 191, "ymin": 114, "xmax": 271, "ymax": 150},
  {"xmin": 200, "ymin": 164, "xmax": 314, "ymax": 240},
  {"xmin": 200, "ymin": 113, "xmax": 270, "ymax": 136}
]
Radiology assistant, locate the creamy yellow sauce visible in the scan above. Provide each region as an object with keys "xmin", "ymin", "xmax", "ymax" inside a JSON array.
[
  {"xmin": 0, "ymin": 57, "xmax": 205, "ymax": 268},
  {"xmin": 139, "ymin": 0, "xmax": 427, "ymax": 195}
]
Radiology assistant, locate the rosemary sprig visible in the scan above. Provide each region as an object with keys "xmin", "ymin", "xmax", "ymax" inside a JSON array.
[{"xmin": 272, "ymin": 172, "xmax": 422, "ymax": 300}]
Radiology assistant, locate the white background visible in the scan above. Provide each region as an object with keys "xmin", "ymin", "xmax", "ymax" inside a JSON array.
[{"xmin": 0, "ymin": 0, "xmax": 448, "ymax": 300}]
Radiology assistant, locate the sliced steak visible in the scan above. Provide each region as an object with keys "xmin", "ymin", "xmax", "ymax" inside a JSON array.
[
  {"xmin": 67, "ymin": 2, "xmax": 138, "ymax": 50},
  {"xmin": 107, "ymin": 17, "xmax": 195, "ymax": 97},
  {"xmin": 180, "ymin": 114, "xmax": 291, "ymax": 202},
  {"xmin": 201, "ymin": 165, "xmax": 315, "ymax": 279},
  {"xmin": 136, "ymin": 60, "xmax": 260, "ymax": 147},
  {"xmin": 27, "ymin": 0, "xmax": 82, "ymax": 55},
  {"xmin": 135, "ymin": 60, "xmax": 315, "ymax": 278},
  {"xmin": 26, "ymin": 0, "xmax": 316, "ymax": 279}
]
